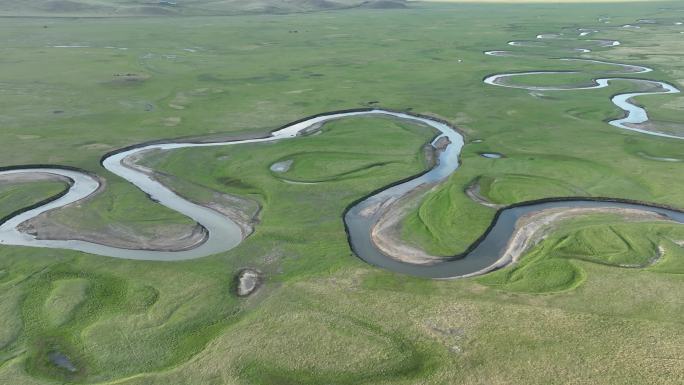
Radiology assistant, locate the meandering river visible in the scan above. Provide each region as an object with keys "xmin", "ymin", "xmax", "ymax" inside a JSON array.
[
  {"xmin": 483, "ymin": 61, "xmax": 681, "ymax": 138},
  {"xmin": 1, "ymin": 23, "xmax": 682, "ymax": 277}
]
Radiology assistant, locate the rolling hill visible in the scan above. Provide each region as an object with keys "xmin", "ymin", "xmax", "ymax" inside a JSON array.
[{"xmin": 0, "ymin": 0, "xmax": 407, "ymax": 16}]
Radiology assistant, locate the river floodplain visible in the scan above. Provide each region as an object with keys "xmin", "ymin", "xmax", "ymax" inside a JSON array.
[{"xmin": 1, "ymin": 2, "xmax": 684, "ymax": 384}]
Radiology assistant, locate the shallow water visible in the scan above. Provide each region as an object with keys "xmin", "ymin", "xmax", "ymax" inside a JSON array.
[
  {"xmin": 480, "ymin": 153, "xmax": 503, "ymax": 159},
  {"xmin": 347, "ymin": 199, "xmax": 684, "ymax": 279},
  {"xmin": 48, "ymin": 351, "xmax": 77, "ymax": 373},
  {"xmin": 270, "ymin": 159, "xmax": 293, "ymax": 173}
]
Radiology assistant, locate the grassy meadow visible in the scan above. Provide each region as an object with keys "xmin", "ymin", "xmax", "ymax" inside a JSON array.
[
  {"xmin": 1, "ymin": 1, "xmax": 684, "ymax": 384},
  {"xmin": 0, "ymin": 181, "xmax": 68, "ymax": 219}
]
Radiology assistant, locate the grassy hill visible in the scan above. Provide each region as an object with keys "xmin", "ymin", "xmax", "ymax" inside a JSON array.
[
  {"xmin": 414, "ymin": 0, "xmax": 652, "ymax": 2},
  {"xmin": 0, "ymin": 0, "xmax": 407, "ymax": 17}
]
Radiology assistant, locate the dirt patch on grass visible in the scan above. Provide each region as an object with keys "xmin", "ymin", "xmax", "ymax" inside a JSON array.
[
  {"xmin": 234, "ymin": 268, "xmax": 263, "ymax": 297},
  {"xmin": 371, "ymin": 185, "xmax": 446, "ymax": 265},
  {"xmin": 432, "ymin": 135, "xmax": 451, "ymax": 151},
  {"xmin": 109, "ymin": 73, "xmax": 150, "ymax": 85},
  {"xmin": 465, "ymin": 178, "xmax": 504, "ymax": 209},
  {"xmin": 19, "ymin": 217, "xmax": 207, "ymax": 252},
  {"xmin": 162, "ymin": 117, "xmax": 181, "ymax": 127},
  {"xmin": 0, "ymin": 172, "xmax": 70, "ymax": 186},
  {"xmin": 627, "ymin": 121, "xmax": 684, "ymax": 138},
  {"xmin": 79, "ymin": 143, "xmax": 112, "ymax": 151},
  {"xmin": 168, "ymin": 91, "xmax": 196, "ymax": 110},
  {"xmin": 16, "ymin": 134, "xmax": 41, "ymax": 140}
]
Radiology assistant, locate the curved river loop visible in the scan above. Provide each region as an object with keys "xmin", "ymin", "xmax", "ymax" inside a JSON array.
[{"xmin": 1, "ymin": 21, "xmax": 683, "ymax": 278}]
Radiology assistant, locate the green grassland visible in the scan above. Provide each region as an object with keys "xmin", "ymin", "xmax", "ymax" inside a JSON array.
[
  {"xmin": 479, "ymin": 213, "xmax": 684, "ymax": 293},
  {"xmin": 43, "ymin": 181, "xmax": 198, "ymax": 242},
  {"xmin": 140, "ymin": 117, "xmax": 435, "ymax": 190},
  {"xmin": 1, "ymin": 1, "xmax": 684, "ymax": 384},
  {"xmin": 0, "ymin": 180, "xmax": 68, "ymax": 219}
]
